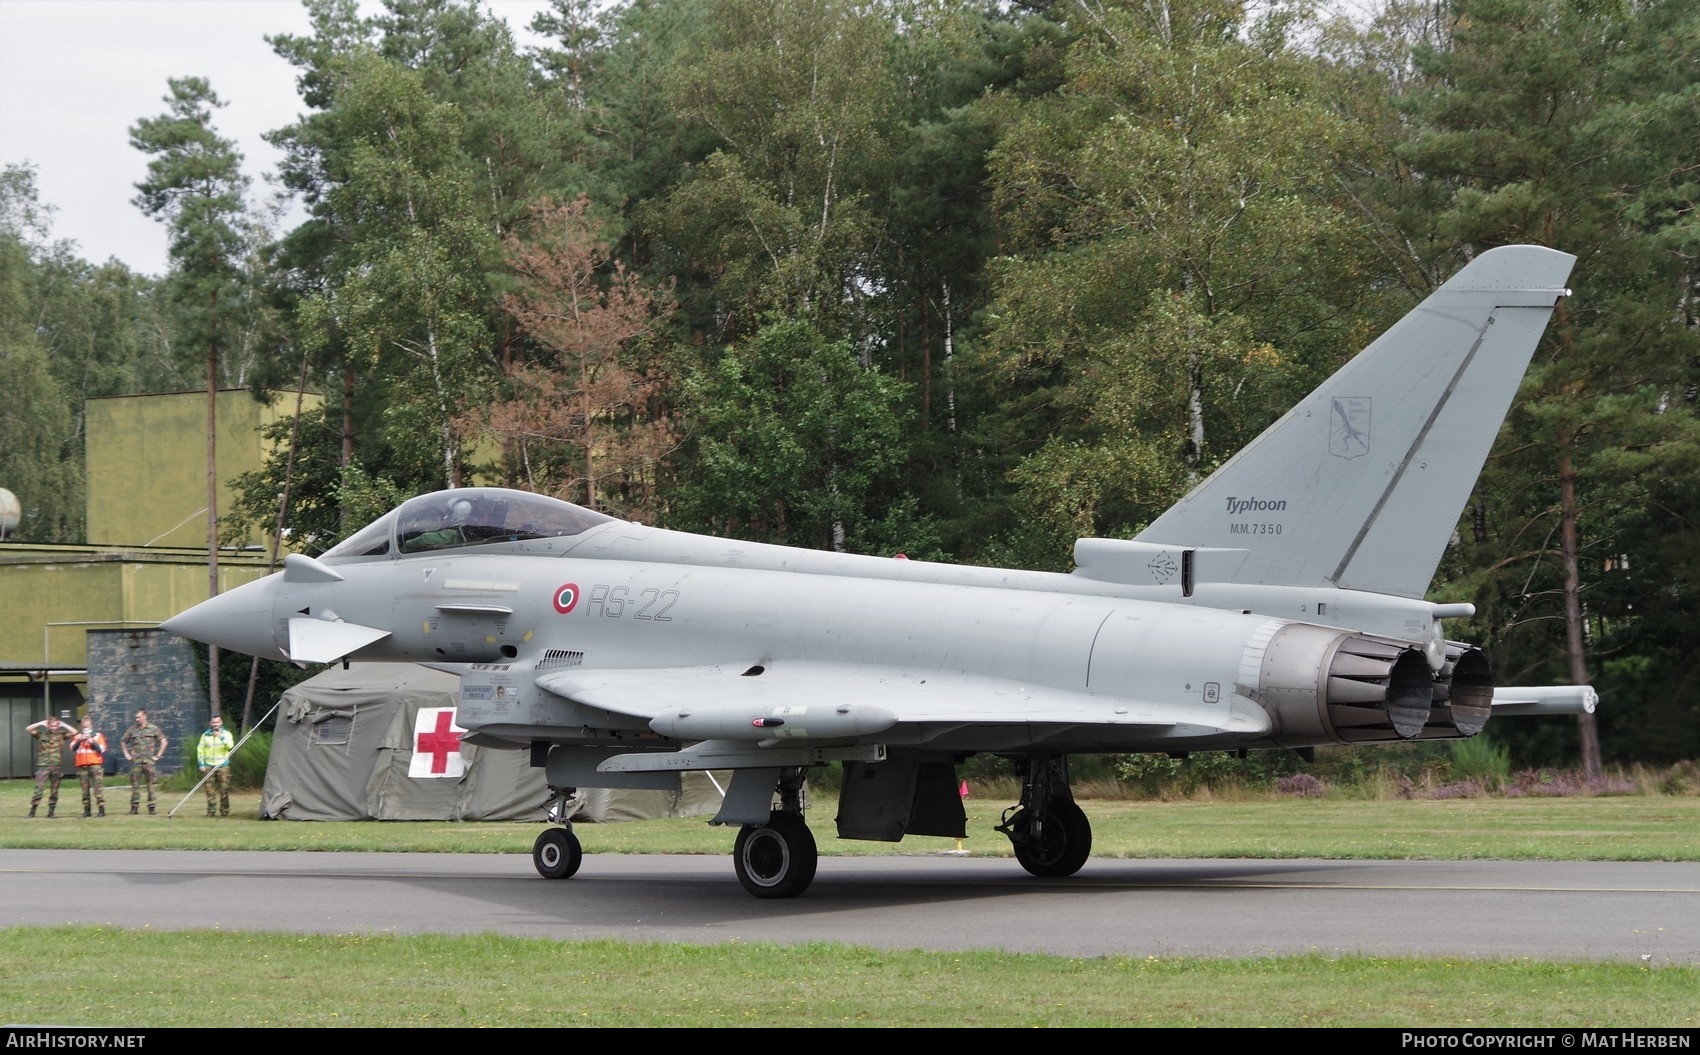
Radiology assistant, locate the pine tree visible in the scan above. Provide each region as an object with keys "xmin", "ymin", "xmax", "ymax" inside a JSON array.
[{"xmin": 131, "ymin": 76, "xmax": 254, "ymax": 718}]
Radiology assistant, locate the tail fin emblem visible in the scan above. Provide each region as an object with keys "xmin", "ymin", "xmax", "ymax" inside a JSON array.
[{"xmin": 1329, "ymin": 397, "xmax": 1371, "ymax": 459}]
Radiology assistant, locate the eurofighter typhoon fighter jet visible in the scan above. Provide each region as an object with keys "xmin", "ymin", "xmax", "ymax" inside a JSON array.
[{"xmin": 164, "ymin": 245, "xmax": 1597, "ymax": 898}]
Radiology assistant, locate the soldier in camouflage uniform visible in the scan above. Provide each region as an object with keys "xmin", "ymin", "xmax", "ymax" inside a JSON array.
[
  {"xmin": 121, "ymin": 709, "xmax": 168, "ymax": 815},
  {"xmin": 26, "ymin": 716, "xmax": 76, "ymax": 817}
]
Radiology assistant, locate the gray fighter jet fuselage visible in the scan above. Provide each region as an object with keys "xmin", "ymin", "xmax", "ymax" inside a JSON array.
[{"xmin": 163, "ymin": 245, "xmax": 1596, "ymax": 898}]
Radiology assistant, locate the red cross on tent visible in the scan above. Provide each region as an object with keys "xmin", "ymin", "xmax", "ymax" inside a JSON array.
[{"xmin": 409, "ymin": 707, "xmax": 467, "ymax": 779}]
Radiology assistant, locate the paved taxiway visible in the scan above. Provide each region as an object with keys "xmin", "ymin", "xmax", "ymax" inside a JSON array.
[{"xmin": 3, "ymin": 850, "xmax": 1694, "ymax": 963}]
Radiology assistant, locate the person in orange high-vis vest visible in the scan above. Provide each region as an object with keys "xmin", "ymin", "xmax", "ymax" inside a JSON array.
[{"xmin": 71, "ymin": 716, "xmax": 107, "ymax": 818}]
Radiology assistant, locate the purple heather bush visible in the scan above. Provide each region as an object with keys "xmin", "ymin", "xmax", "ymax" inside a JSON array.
[{"xmin": 1276, "ymin": 773, "xmax": 1326, "ymax": 797}]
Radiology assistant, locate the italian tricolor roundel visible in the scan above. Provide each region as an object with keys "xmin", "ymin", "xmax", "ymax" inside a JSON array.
[{"xmin": 553, "ymin": 583, "xmax": 580, "ymax": 614}]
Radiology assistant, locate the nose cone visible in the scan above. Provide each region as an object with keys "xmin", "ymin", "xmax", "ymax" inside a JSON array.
[{"xmin": 161, "ymin": 574, "xmax": 287, "ymax": 661}]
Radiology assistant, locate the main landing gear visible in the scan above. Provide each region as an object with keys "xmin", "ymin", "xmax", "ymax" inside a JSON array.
[
  {"xmin": 733, "ymin": 811, "xmax": 818, "ymax": 898},
  {"xmin": 995, "ymin": 756, "xmax": 1093, "ymax": 878},
  {"xmin": 732, "ymin": 765, "xmax": 817, "ymax": 898}
]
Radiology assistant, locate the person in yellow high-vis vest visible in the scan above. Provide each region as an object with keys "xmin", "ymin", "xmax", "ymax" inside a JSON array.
[{"xmin": 197, "ymin": 715, "xmax": 235, "ymax": 817}]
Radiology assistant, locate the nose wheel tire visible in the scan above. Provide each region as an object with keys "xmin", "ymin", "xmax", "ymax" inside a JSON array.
[
  {"xmin": 533, "ymin": 826, "xmax": 583, "ymax": 879},
  {"xmin": 733, "ymin": 812, "xmax": 818, "ymax": 899},
  {"xmin": 1009, "ymin": 798, "xmax": 1092, "ymax": 878}
]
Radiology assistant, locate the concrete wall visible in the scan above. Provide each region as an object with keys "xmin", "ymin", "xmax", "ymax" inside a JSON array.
[
  {"xmin": 0, "ymin": 631, "xmax": 200, "ymax": 782},
  {"xmin": 86, "ymin": 628, "xmax": 205, "ymax": 779},
  {"xmin": 1, "ymin": 389, "xmax": 318, "ymax": 779},
  {"xmin": 84, "ymin": 389, "xmax": 320, "ymax": 548},
  {"xmin": 0, "ymin": 548, "xmax": 272, "ymax": 667}
]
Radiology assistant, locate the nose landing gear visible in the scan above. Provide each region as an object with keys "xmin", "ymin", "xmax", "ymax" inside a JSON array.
[{"xmin": 533, "ymin": 825, "xmax": 583, "ymax": 879}]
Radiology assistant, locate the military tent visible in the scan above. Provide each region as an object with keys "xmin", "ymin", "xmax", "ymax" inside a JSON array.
[{"xmin": 263, "ymin": 663, "xmax": 725, "ymax": 822}]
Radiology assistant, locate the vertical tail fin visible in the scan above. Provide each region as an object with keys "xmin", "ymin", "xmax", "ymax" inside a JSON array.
[{"xmin": 1134, "ymin": 245, "xmax": 1575, "ymax": 598}]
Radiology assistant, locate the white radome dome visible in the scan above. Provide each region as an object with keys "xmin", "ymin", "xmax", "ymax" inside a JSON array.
[{"xmin": 0, "ymin": 487, "xmax": 19, "ymax": 539}]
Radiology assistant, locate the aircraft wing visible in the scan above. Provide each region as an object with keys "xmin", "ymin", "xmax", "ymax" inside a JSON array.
[{"xmin": 534, "ymin": 662, "xmax": 1272, "ymax": 742}]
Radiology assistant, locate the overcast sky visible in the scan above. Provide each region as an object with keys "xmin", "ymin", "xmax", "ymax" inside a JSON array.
[{"xmin": 0, "ymin": 0, "xmax": 551, "ymax": 277}]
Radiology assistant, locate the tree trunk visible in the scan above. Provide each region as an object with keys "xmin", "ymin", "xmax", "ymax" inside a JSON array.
[
  {"xmin": 205, "ymin": 337, "xmax": 221, "ymax": 720},
  {"xmin": 243, "ymin": 357, "xmax": 312, "ymax": 733},
  {"xmin": 1558, "ymin": 448, "xmax": 1601, "ymax": 777},
  {"xmin": 582, "ymin": 359, "xmax": 597, "ymax": 509},
  {"xmin": 341, "ymin": 360, "xmax": 356, "ymax": 538}
]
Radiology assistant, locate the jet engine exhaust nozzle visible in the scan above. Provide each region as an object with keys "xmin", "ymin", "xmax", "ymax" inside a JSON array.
[{"xmin": 1256, "ymin": 625, "xmax": 1497, "ymax": 748}]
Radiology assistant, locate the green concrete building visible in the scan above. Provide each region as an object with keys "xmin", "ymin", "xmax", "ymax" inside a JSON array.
[{"xmin": 1, "ymin": 389, "xmax": 320, "ymax": 779}]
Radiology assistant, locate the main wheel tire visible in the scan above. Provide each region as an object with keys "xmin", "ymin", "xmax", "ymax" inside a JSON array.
[
  {"xmin": 732, "ymin": 811, "xmax": 818, "ymax": 899},
  {"xmin": 1010, "ymin": 799, "xmax": 1092, "ymax": 878},
  {"xmin": 533, "ymin": 826, "xmax": 582, "ymax": 879}
]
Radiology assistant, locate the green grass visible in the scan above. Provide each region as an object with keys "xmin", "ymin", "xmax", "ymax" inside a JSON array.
[
  {"xmin": 4, "ymin": 777, "xmax": 1696, "ymax": 1028},
  {"xmin": 4, "ymin": 779, "xmax": 1696, "ymax": 860},
  {"xmin": 0, "ymin": 928, "xmax": 1693, "ymax": 1028}
]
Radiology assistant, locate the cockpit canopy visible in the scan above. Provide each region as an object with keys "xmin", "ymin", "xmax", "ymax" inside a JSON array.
[{"xmin": 321, "ymin": 488, "xmax": 615, "ymax": 560}]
